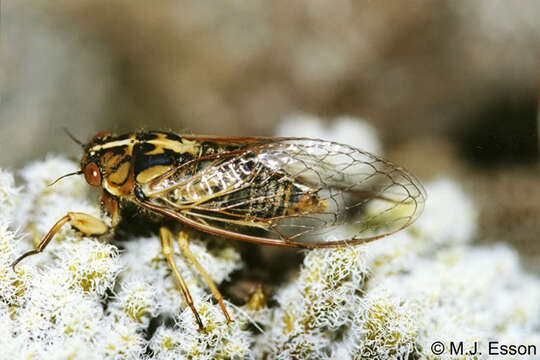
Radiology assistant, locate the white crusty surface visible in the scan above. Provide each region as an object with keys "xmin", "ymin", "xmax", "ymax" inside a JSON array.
[{"xmin": 1, "ymin": 116, "xmax": 539, "ymax": 359}]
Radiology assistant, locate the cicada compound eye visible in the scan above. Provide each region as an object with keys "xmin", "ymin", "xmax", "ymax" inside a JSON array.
[{"xmin": 84, "ymin": 162, "xmax": 102, "ymax": 186}]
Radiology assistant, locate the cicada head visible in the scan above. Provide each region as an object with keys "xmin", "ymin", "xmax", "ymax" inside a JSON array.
[
  {"xmin": 79, "ymin": 132, "xmax": 110, "ymax": 186},
  {"xmin": 80, "ymin": 132, "xmax": 135, "ymax": 197}
]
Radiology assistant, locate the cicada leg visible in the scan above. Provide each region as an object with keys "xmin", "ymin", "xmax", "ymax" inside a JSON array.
[
  {"xmin": 159, "ymin": 227, "xmax": 204, "ymax": 330},
  {"xmin": 11, "ymin": 212, "xmax": 109, "ymax": 271},
  {"xmin": 176, "ymin": 230, "xmax": 233, "ymax": 324}
]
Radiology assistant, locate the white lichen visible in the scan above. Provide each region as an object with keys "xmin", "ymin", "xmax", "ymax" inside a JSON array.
[
  {"xmin": 0, "ymin": 169, "xmax": 19, "ymax": 224},
  {"xmin": 256, "ymin": 246, "xmax": 370, "ymax": 359},
  {"xmin": 0, "ymin": 156, "xmax": 253, "ymax": 360},
  {"xmin": 1, "ymin": 115, "xmax": 539, "ymax": 359}
]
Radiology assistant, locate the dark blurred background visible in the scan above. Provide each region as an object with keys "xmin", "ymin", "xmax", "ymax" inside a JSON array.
[{"xmin": 0, "ymin": 1, "xmax": 539, "ymax": 269}]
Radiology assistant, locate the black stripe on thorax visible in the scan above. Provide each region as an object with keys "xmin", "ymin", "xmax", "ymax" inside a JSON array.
[{"xmin": 132, "ymin": 145, "xmax": 194, "ymax": 178}]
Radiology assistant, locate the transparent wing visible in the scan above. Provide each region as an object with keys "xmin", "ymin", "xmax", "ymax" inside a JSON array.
[{"xmin": 140, "ymin": 138, "xmax": 426, "ymax": 248}]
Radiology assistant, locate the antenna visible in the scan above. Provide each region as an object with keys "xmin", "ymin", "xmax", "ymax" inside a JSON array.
[
  {"xmin": 48, "ymin": 170, "xmax": 84, "ymax": 186},
  {"xmin": 63, "ymin": 127, "xmax": 84, "ymax": 147}
]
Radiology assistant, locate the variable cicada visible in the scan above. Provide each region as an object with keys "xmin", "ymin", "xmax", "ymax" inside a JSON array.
[{"xmin": 12, "ymin": 130, "xmax": 426, "ymax": 329}]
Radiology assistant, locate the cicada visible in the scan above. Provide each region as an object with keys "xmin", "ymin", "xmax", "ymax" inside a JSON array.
[{"xmin": 12, "ymin": 130, "xmax": 426, "ymax": 329}]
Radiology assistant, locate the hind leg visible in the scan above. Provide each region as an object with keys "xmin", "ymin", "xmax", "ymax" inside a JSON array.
[
  {"xmin": 159, "ymin": 227, "xmax": 204, "ymax": 330},
  {"xmin": 176, "ymin": 230, "xmax": 232, "ymax": 323}
]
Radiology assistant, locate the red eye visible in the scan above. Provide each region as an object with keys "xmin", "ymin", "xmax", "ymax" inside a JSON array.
[{"xmin": 84, "ymin": 163, "xmax": 102, "ymax": 186}]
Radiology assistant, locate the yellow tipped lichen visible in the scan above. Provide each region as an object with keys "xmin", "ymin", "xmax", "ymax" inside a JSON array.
[
  {"xmin": 2, "ymin": 127, "xmax": 540, "ymax": 359},
  {"xmin": 246, "ymin": 285, "xmax": 267, "ymax": 311},
  {"xmin": 125, "ymin": 290, "xmax": 149, "ymax": 321},
  {"xmin": 283, "ymin": 310, "xmax": 296, "ymax": 334}
]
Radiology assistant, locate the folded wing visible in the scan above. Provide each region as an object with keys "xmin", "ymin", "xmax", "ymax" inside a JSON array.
[{"xmin": 140, "ymin": 138, "xmax": 426, "ymax": 248}]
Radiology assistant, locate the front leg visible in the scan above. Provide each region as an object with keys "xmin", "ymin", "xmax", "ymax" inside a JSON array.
[{"xmin": 11, "ymin": 212, "xmax": 109, "ymax": 271}]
